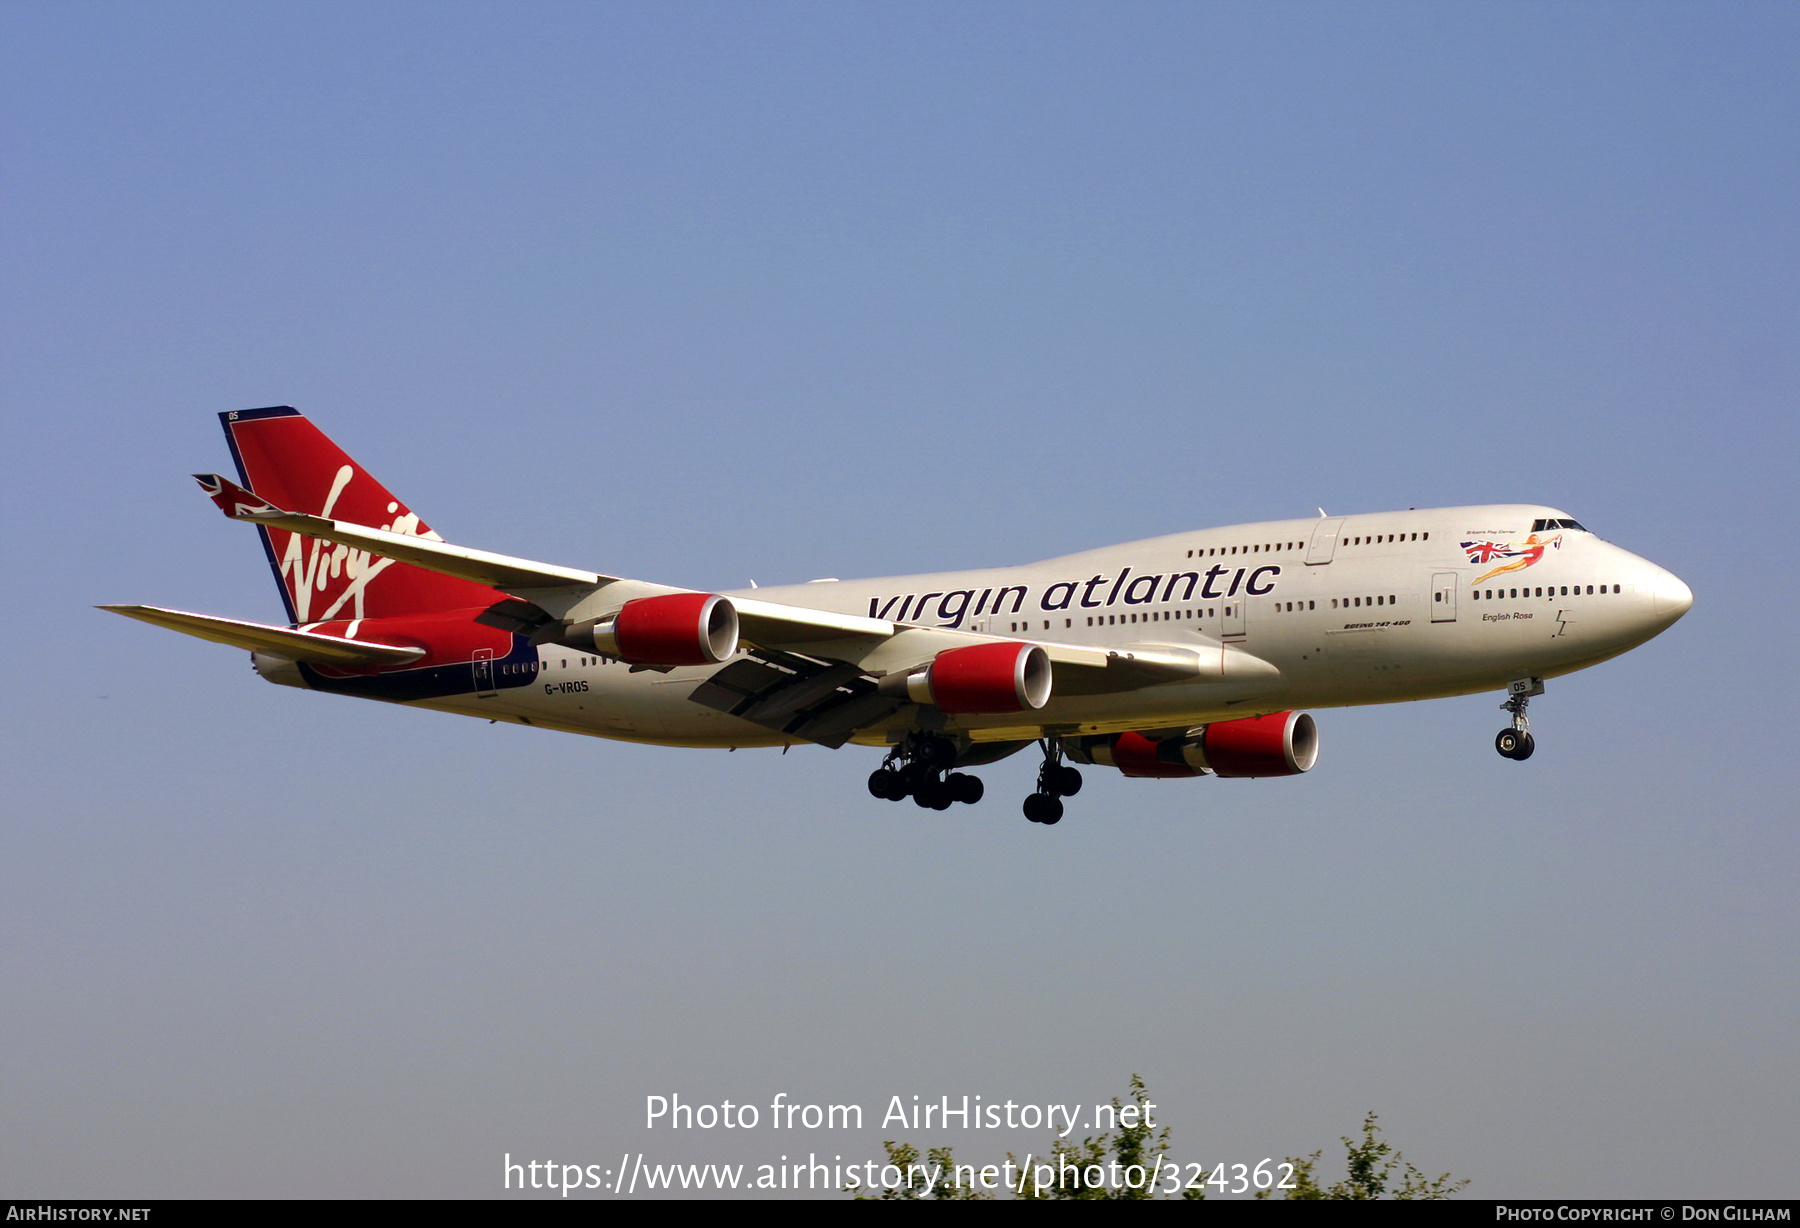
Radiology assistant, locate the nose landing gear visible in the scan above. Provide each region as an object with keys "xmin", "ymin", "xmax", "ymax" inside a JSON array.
[
  {"xmin": 1023, "ymin": 739, "xmax": 1082, "ymax": 825},
  {"xmin": 867, "ymin": 735, "xmax": 984, "ymax": 810},
  {"xmin": 1496, "ymin": 678, "xmax": 1543, "ymax": 761}
]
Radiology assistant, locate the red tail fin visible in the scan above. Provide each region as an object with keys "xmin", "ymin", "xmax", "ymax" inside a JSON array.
[{"xmin": 220, "ymin": 407, "xmax": 500, "ymax": 623}]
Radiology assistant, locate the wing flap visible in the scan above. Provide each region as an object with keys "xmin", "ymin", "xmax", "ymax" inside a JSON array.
[
  {"xmin": 99, "ymin": 605, "xmax": 427, "ymax": 666},
  {"xmin": 686, "ymin": 649, "xmax": 903, "ymax": 748}
]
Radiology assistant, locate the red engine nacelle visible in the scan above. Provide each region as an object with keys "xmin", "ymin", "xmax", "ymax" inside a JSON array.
[
  {"xmin": 879, "ymin": 641, "xmax": 1052, "ymax": 713},
  {"xmin": 1203, "ymin": 710, "xmax": 1318, "ymax": 778},
  {"xmin": 571, "ymin": 593, "xmax": 739, "ymax": 666},
  {"xmin": 1071, "ymin": 711, "xmax": 1319, "ymax": 779}
]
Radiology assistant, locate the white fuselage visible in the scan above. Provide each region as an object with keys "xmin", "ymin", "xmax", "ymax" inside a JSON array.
[{"xmin": 370, "ymin": 504, "xmax": 1690, "ymax": 749}]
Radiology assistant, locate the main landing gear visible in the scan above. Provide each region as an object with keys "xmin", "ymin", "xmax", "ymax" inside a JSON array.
[
  {"xmin": 867, "ymin": 735, "xmax": 985, "ymax": 810},
  {"xmin": 1496, "ymin": 677, "xmax": 1544, "ymax": 761},
  {"xmin": 1023, "ymin": 739, "xmax": 1083, "ymax": 825}
]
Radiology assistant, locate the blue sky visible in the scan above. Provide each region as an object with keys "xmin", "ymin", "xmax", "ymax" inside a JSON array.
[{"xmin": 3, "ymin": 1, "xmax": 1795, "ymax": 1198}]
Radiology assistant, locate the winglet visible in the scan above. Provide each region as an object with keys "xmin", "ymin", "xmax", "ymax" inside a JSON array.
[{"xmin": 194, "ymin": 473, "xmax": 285, "ymax": 520}]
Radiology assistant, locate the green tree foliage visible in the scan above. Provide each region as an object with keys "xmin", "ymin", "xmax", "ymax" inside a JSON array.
[
  {"xmin": 1253, "ymin": 1112, "xmax": 1470, "ymax": 1201},
  {"xmin": 854, "ymin": 1077, "xmax": 1470, "ymax": 1201},
  {"xmin": 1011, "ymin": 1073, "xmax": 1178, "ymax": 1200}
]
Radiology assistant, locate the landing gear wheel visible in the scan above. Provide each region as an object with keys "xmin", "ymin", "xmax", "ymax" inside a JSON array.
[
  {"xmin": 913, "ymin": 780, "xmax": 951, "ymax": 809},
  {"xmin": 1023, "ymin": 792, "xmax": 1064, "ymax": 825},
  {"xmin": 1052, "ymin": 765, "xmax": 1083, "ymax": 797},
  {"xmin": 1495, "ymin": 729, "xmax": 1536, "ymax": 760},
  {"xmin": 947, "ymin": 772, "xmax": 984, "ymax": 805},
  {"xmin": 868, "ymin": 768, "xmax": 905, "ymax": 800}
]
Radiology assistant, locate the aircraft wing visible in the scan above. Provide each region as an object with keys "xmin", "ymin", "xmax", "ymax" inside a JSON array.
[
  {"xmin": 194, "ymin": 475, "xmax": 1269, "ymax": 677},
  {"xmin": 195, "ymin": 474, "xmax": 609, "ymax": 591},
  {"xmin": 729, "ymin": 600, "xmax": 1272, "ymax": 689},
  {"xmin": 98, "ymin": 605, "xmax": 427, "ymax": 667},
  {"xmin": 731, "ymin": 597, "xmax": 1204, "ymax": 677}
]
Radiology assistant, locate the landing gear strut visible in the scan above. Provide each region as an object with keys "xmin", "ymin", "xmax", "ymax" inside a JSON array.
[
  {"xmin": 867, "ymin": 735, "xmax": 984, "ymax": 810},
  {"xmin": 1496, "ymin": 678, "xmax": 1543, "ymax": 761},
  {"xmin": 1023, "ymin": 739, "xmax": 1083, "ymax": 825}
]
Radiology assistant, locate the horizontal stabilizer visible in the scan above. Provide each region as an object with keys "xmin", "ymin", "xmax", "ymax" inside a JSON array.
[
  {"xmin": 194, "ymin": 474, "xmax": 611, "ymax": 593},
  {"xmin": 98, "ymin": 605, "xmax": 427, "ymax": 667}
]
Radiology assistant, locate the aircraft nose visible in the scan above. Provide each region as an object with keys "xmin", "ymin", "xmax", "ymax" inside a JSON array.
[{"xmin": 1651, "ymin": 569, "xmax": 1694, "ymax": 620}]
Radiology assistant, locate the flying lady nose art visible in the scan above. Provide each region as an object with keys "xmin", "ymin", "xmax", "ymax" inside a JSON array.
[{"xmin": 1462, "ymin": 533, "xmax": 1562, "ymax": 587}]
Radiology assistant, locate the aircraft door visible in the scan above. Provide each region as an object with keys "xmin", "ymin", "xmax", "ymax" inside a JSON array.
[
  {"xmin": 1223, "ymin": 598, "xmax": 1246, "ymax": 642},
  {"xmin": 472, "ymin": 647, "xmax": 498, "ymax": 696},
  {"xmin": 1430, "ymin": 573, "xmax": 1457, "ymax": 623},
  {"xmin": 1307, "ymin": 518, "xmax": 1346, "ymax": 565}
]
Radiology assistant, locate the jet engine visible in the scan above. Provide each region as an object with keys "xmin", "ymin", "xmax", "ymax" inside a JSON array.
[
  {"xmin": 1203, "ymin": 710, "xmax": 1318, "ymax": 777},
  {"xmin": 1069, "ymin": 711, "xmax": 1318, "ymax": 779},
  {"xmin": 562, "ymin": 593, "xmax": 739, "ymax": 666},
  {"xmin": 878, "ymin": 642, "xmax": 1052, "ymax": 713}
]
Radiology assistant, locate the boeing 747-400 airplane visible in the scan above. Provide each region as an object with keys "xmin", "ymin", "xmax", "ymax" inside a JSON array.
[{"xmin": 105, "ymin": 408, "xmax": 1693, "ymax": 824}]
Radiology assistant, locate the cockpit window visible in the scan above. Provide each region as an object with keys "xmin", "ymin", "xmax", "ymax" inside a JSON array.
[{"xmin": 1532, "ymin": 517, "xmax": 1589, "ymax": 533}]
